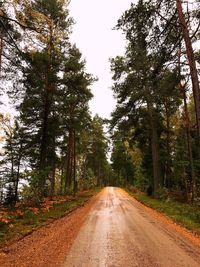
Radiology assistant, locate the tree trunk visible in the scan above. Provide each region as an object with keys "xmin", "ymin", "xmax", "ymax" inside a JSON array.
[
  {"xmin": 39, "ymin": 88, "xmax": 50, "ymax": 178},
  {"xmin": 117, "ymin": 170, "xmax": 120, "ymax": 186},
  {"xmin": 147, "ymin": 102, "xmax": 161, "ymax": 196},
  {"xmin": 39, "ymin": 56, "xmax": 51, "ymax": 193},
  {"xmin": 50, "ymin": 132, "xmax": 56, "ymax": 198},
  {"xmin": 50, "ymin": 166, "xmax": 55, "ymax": 198},
  {"xmin": 73, "ymin": 130, "xmax": 77, "ymax": 196},
  {"xmin": 65, "ymin": 130, "xmax": 73, "ymax": 189},
  {"xmin": 182, "ymin": 87, "xmax": 196, "ymax": 202},
  {"xmin": 14, "ymin": 153, "xmax": 21, "ymax": 204},
  {"xmin": 39, "ymin": 20, "xmax": 54, "ymax": 195},
  {"xmin": 176, "ymin": 0, "xmax": 200, "ymax": 141},
  {"xmin": 164, "ymin": 101, "xmax": 171, "ymax": 188},
  {"xmin": 0, "ymin": 36, "xmax": 3, "ymax": 75},
  {"xmin": 60, "ymin": 160, "xmax": 64, "ymax": 194},
  {"xmin": 97, "ymin": 165, "xmax": 101, "ymax": 186},
  {"xmin": 69, "ymin": 132, "xmax": 74, "ymax": 188}
]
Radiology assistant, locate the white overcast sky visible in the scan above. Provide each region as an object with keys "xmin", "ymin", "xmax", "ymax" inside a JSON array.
[{"xmin": 69, "ymin": 0, "xmax": 137, "ymax": 119}]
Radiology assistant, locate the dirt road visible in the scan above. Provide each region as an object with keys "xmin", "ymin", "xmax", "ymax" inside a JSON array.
[
  {"xmin": 1, "ymin": 187, "xmax": 200, "ymax": 267},
  {"xmin": 63, "ymin": 187, "xmax": 200, "ymax": 267}
]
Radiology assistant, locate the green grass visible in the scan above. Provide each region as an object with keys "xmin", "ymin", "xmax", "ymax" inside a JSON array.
[
  {"xmin": 127, "ymin": 190, "xmax": 200, "ymax": 235},
  {"xmin": 0, "ymin": 188, "xmax": 100, "ymax": 247}
]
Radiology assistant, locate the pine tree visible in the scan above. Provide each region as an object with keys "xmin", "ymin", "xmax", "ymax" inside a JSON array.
[
  {"xmin": 16, "ymin": 0, "xmax": 73, "ymax": 197},
  {"xmin": 0, "ymin": 116, "xmax": 23, "ymax": 204},
  {"xmin": 86, "ymin": 115, "xmax": 109, "ymax": 186},
  {"xmin": 59, "ymin": 46, "xmax": 94, "ymax": 193},
  {"xmin": 110, "ymin": 0, "xmax": 183, "ymax": 195}
]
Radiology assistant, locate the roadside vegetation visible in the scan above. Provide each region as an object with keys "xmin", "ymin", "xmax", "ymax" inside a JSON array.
[
  {"xmin": 0, "ymin": 188, "xmax": 99, "ymax": 247},
  {"xmin": 128, "ymin": 188, "xmax": 200, "ymax": 235}
]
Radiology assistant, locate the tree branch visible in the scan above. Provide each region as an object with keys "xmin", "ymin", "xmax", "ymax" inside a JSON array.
[
  {"xmin": 190, "ymin": 20, "xmax": 200, "ymax": 40},
  {"xmin": 0, "ymin": 14, "xmax": 41, "ymax": 34}
]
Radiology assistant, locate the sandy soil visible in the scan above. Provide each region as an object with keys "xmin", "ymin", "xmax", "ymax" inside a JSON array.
[
  {"xmin": 63, "ymin": 187, "xmax": 200, "ymax": 267},
  {"xmin": 1, "ymin": 187, "xmax": 200, "ymax": 267}
]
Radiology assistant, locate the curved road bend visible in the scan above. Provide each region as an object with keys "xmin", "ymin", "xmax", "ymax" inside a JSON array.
[{"xmin": 63, "ymin": 187, "xmax": 200, "ymax": 267}]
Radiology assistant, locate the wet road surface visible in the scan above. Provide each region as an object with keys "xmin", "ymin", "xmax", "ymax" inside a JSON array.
[{"xmin": 63, "ymin": 187, "xmax": 200, "ymax": 267}]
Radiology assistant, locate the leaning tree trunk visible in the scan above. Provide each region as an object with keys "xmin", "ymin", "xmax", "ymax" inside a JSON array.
[{"xmin": 176, "ymin": 0, "xmax": 200, "ymax": 142}]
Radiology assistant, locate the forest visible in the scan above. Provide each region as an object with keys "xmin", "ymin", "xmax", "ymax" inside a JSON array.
[
  {"xmin": 0, "ymin": 0, "xmax": 111, "ymax": 207},
  {"xmin": 0, "ymin": 0, "xmax": 200, "ymax": 208},
  {"xmin": 110, "ymin": 0, "xmax": 200, "ymax": 202}
]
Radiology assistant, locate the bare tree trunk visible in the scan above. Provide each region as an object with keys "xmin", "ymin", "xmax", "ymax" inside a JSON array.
[
  {"xmin": 50, "ymin": 133, "xmax": 56, "ymax": 198},
  {"xmin": 39, "ymin": 20, "xmax": 54, "ymax": 195},
  {"xmin": 117, "ymin": 170, "xmax": 120, "ymax": 186},
  {"xmin": 181, "ymin": 86, "xmax": 196, "ymax": 202},
  {"xmin": 0, "ymin": 36, "xmax": 3, "ymax": 76},
  {"xmin": 176, "ymin": 0, "xmax": 200, "ymax": 141},
  {"xmin": 68, "ymin": 132, "xmax": 74, "ymax": 188},
  {"xmin": 50, "ymin": 164, "xmax": 56, "ymax": 198},
  {"xmin": 147, "ymin": 102, "xmax": 161, "ymax": 196},
  {"xmin": 73, "ymin": 130, "xmax": 77, "ymax": 196},
  {"xmin": 164, "ymin": 101, "xmax": 171, "ymax": 188},
  {"xmin": 60, "ymin": 160, "xmax": 64, "ymax": 194},
  {"xmin": 39, "ymin": 51, "xmax": 51, "ymax": 193},
  {"xmin": 97, "ymin": 165, "xmax": 101, "ymax": 186},
  {"xmin": 14, "ymin": 153, "xmax": 21, "ymax": 204},
  {"xmin": 39, "ymin": 88, "xmax": 50, "ymax": 183},
  {"xmin": 65, "ymin": 130, "xmax": 73, "ymax": 189}
]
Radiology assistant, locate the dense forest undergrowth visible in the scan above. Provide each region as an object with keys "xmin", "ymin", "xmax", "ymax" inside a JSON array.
[{"xmin": 0, "ymin": 0, "xmax": 200, "ymax": 240}]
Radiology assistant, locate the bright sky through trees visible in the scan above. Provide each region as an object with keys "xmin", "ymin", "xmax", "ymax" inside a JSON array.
[{"xmin": 69, "ymin": 0, "xmax": 137, "ymax": 119}]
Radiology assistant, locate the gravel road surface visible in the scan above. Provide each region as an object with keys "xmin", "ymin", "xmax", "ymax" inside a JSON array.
[{"xmin": 63, "ymin": 187, "xmax": 200, "ymax": 267}]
